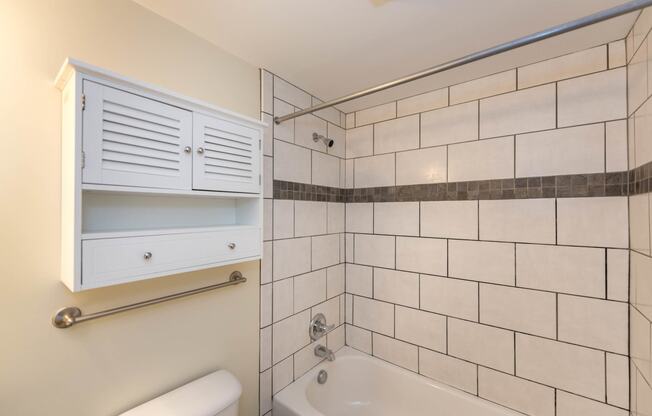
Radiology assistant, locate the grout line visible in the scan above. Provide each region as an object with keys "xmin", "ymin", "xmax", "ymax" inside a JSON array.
[
  {"xmin": 477, "ymin": 100, "xmax": 481, "ymax": 139},
  {"xmin": 348, "ymin": 61, "xmax": 618, "ymax": 123},
  {"xmin": 555, "ymin": 293, "xmax": 559, "ymax": 340},
  {"xmin": 605, "ymin": 248, "xmax": 609, "ymax": 300},
  {"xmin": 264, "ymin": 44, "xmax": 643, "ymax": 409},
  {"xmin": 555, "ymin": 82, "xmax": 559, "ymax": 129},
  {"xmin": 354, "ymin": 118, "xmax": 629, "ymax": 156},
  {"xmin": 515, "ymin": 67, "xmax": 519, "ymax": 90},
  {"xmin": 513, "ymin": 333, "xmax": 517, "ymax": 376},
  {"xmin": 347, "ymin": 45, "xmax": 614, "ymax": 118},
  {"xmin": 554, "ymin": 198, "xmax": 558, "ymax": 245},
  {"xmin": 477, "ymin": 284, "xmax": 481, "ymax": 323},
  {"xmin": 347, "ymin": 262, "xmax": 629, "ymax": 305},
  {"xmin": 345, "ymin": 231, "xmax": 629, "ymax": 252},
  {"xmin": 604, "ymin": 122, "xmax": 608, "ymax": 173},
  {"xmin": 343, "ymin": 322, "xmax": 629, "ymax": 412},
  {"xmin": 273, "ymin": 166, "xmax": 632, "ymax": 204}
]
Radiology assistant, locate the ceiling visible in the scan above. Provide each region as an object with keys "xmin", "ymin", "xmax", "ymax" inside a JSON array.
[{"xmin": 132, "ymin": 0, "xmax": 638, "ymax": 113}]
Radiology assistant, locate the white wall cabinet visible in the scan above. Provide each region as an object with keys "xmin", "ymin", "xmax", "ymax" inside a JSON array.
[
  {"xmin": 82, "ymin": 80, "xmax": 193, "ymax": 190},
  {"xmin": 56, "ymin": 59, "xmax": 264, "ymax": 291},
  {"xmin": 193, "ymin": 113, "xmax": 261, "ymax": 193}
]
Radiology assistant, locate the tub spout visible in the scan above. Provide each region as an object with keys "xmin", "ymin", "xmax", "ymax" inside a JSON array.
[{"xmin": 314, "ymin": 344, "xmax": 335, "ymax": 361}]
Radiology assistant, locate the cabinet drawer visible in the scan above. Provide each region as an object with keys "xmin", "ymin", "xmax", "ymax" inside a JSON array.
[{"xmin": 81, "ymin": 228, "xmax": 260, "ymax": 288}]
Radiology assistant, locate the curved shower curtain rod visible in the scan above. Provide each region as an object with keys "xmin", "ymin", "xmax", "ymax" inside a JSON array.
[{"xmin": 274, "ymin": 0, "xmax": 652, "ymax": 124}]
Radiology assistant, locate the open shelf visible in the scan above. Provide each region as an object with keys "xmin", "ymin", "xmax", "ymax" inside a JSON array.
[
  {"xmin": 81, "ymin": 224, "xmax": 259, "ymax": 240},
  {"xmin": 81, "ymin": 190, "xmax": 259, "ymax": 235},
  {"xmin": 82, "ymin": 183, "xmax": 260, "ymax": 199}
]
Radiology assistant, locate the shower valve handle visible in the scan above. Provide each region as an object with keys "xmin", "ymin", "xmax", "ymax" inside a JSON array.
[{"xmin": 309, "ymin": 313, "xmax": 334, "ymax": 341}]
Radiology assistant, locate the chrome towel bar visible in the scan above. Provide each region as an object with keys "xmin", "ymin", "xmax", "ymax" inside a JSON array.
[{"xmin": 52, "ymin": 271, "xmax": 246, "ymax": 329}]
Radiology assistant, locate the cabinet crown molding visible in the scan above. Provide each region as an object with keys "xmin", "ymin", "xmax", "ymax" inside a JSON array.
[{"xmin": 55, "ymin": 57, "xmax": 266, "ymax": 128}]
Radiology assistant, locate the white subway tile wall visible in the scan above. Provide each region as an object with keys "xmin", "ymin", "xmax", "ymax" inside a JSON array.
[
  {"xmin": 341, "ymin": 38, "xmax": 631, "ymax": 416},
  {"xmin": 478, "ymin": 367, "xmax": 555, "ymax": 416},
  {"xmin": 372, "ymin": 333, "xmax": 419, "ymax": 371},
  {"xmin": 479, "ymin": 84, "xmax": 556, "ymax": 139},
  {"xmin": 605, "ymin": 353, "xmax": 629, "ymax": 408},
  {"xmin": 395, "ymin": 306, "xmax": 447, "ymax": 352},
  {"xmin": 515, "ymin": 124, "xmax": 605, "ymax": 177},
  {"xmin": 515, "ymin": 244, "xmax": 606, "ymax": 297},
  {"xmin": 447, "ymin": 136, "xmax": 514, "ymax": 182},
  {"xmin": 420, "ymin": 200, "xmax": 478, "ymax": 239},
  {"xmin": 395, "ymin": 146, "xmax": 447, "ymax": 185},
  {"xmin": 557, "ymin": 196, "xmax": 629, "ymax": 248},
  {"xmin": 605, "ymin": 120, "xmax": 628, "ymax": 172},
  {"xmin": 397, "ymin": 88, "xmax": 448, "ymax": 117},
  {"xmin": 479, "ymin": 284, "xmax": 556, "ymax": 338},
  {"xmin": 556, "ymin": 391, "xmax": 629, "ymax": 416},
  {"xmin": 517, "ymin": 45, "xmax": 607, "ymax": 89},
  {"xmin": 450, "ymin": 70, "xmax": 516, "ymax": 105},
  {"xmin": 420, "ymin": 274, "xmax": 478, "ymax": 321},
  {"xmin": 345, "ymin": 125, "xmax": 373, "ymax": 158},
  {"xmin": 395, "ymin": 236, "xmax": 447, "ymax": 275},
  {"xmin": 606, "ymin": 40, "xmax": 625, "ymax": 70},
  {"xmin": 557, "ymin": 68, "xmax": 627, "ymax": 127},
  {"xmin": 355, "ymin": 102, "xmax": 396, "ymax": 126},
  {"xmin": 354, "ymin": 153, "xmax": 395, "ymax": 188},
  {"xmin": 295, "ymin": 114, "xmax": 327, "ymax": 151},
  {"xmin": 373, "ymin": 115, "xmax": 419, "ymax": 154},
  {"xmin": 418, "ymin": 347, "xmax": 478, "ymax": 394},
  {"xmin": 516, "ymin": 334, "xmax": 605, "ymax": 400},
  {"xmin": 261, "ymin": 71, "xmax": 347, "ymax": 416},
  {"xmin": 420, "ymin": 101, "xmax": 479, "ymax": 147},
  {"xmin": 448, "ymin": 318, "xmax": 515, "ymax": 373},
  {"xmin": 373, "ymin": 202, "xmax": 419, "ymax": 236},
  {"xmin": 261, "ymin": 30, "xmax": 637, "ymax": 416},
  {"xmin": 479, "ymin": 198, "xmax": 556, "ymax": 244},
  {"xmin": 628, "ymin": 10, "xmax": 652, "ymax": 416},
  {"xmin": 311, "ymin": 151, "xmax": 340, "ymax": 188}
]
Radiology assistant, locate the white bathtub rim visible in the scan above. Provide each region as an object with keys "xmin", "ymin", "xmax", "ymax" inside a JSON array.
[{"xmin": 272, "ymin": 345, "xmax": 523, "ymax": 416}]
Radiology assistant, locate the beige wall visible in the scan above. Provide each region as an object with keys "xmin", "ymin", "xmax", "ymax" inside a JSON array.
[{"xmin": 0, "ymin": 1, "xmax": 260, "ymax": 415}]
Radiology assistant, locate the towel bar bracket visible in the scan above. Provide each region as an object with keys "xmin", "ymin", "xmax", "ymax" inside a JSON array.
[{"xmin": 52, "ymin": 271, "xmax": 246, "ymax": 329}]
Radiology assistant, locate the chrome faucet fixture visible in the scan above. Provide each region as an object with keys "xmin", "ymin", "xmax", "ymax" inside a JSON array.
[
  {"xmin": 317, "ymin": 369, "xmax": 328, "ymax": 384},
  {"xmin": 312, "ymin": 132, "xmax": 334, "ymax": 147},
  {"xmin": 309, "ymin": 313, "xmax": 335, "ymax": 340},
  {"xmin": 314, "ymin": 344, "xmax": 335, "ymax": 361}
]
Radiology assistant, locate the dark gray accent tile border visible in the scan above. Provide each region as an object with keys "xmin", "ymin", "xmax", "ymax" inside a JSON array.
[
  {"xmin": 274, "ymin": 171, "xmax": 629, "ymax": 203},
  {"xmin": 630, "ymin": 160, "xmax": 652, "ymax": 196},
  {"xmin": 347, "ymin": 172, "xmax": 628, "ymax": 203},
  {"xmin": 273, "ymin": 180, "xmax": 347, "ymax": 202}
]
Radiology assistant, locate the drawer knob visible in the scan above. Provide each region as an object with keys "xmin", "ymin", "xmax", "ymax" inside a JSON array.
[
  {"xmin": 227, "ymin": 243, "xmax": 236, "ymax": 250},
  {"xmin": 184, "ymin": 146, "xmax": 192, "ymax": 153},
  {"xmin": 143, "ymin": 252, "xmax": 152, "ymax": 260}
]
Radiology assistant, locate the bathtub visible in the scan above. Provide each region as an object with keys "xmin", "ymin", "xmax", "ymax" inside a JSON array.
[{"xmin": 273, "ymin": 347, "xmax": 520, "ymax": 416}]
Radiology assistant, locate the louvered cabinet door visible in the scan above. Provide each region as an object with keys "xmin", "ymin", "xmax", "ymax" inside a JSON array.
[
  {"xmin": 82, "ymin": 81, "xmax": 192, "ymax": 190},
  {"xmin": 192, "ymin": 113, "xmax": 261, "ymax": 193}
]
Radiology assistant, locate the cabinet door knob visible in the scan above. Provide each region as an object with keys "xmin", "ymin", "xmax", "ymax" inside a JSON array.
[
  {"xmin": 184, "ymin": 146, "xmax": 192, "ymax": 153},
  {"xmin": 197, "ymin": 147, "xmax": 205, "ymax": 154},
  {"xmin": 227, "ymin": 243, "xmax": 236, "ymax": 249},
  {"xmin": 144, "ymin": 252, "xmax": 152, "ymax": 260}
]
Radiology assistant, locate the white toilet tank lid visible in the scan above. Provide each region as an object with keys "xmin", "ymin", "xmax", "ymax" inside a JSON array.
[{"xmin": 120, "ymin": 370, "xmax": 242, "ymax": 416}]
